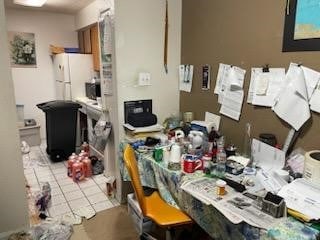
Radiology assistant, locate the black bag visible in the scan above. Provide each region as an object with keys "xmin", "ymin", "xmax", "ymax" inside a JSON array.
[{"xmin": 127, "ymin": 112, "xmax": 157, "ymax": 127}]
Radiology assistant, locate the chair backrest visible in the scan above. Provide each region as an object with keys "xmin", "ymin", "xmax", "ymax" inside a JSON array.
[{"xmin": 123, "ymin": 144, "xmax": 147, "ymax": 215}]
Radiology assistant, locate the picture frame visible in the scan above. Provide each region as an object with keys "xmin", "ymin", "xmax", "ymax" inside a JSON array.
[
  {"xmin": 282, "ymin": 0, "xmax": 320, "ymax": 52},
  {"xmin": 8, "ymin": 31, "xmax": 37, "ymax": 68}
]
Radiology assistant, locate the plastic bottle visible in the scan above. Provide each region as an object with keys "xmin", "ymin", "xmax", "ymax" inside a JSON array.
[
  {"xmin": 72, "ymin": 160, "xmax": 85, "ymax": 182},
  {"xmin": 81, "ymin": 142, "xmax": 90, "ymax": 155},
  {"xmin": 79, "ymin": 150, "xmax": 89, "ymax": 159},
  {"xmin": 82, "ymin": 157, "xmax": 92, "ymax": 178},
  {"xmin": 67, "ymin": 153, "xmax": 78, "ymax": 177},
  {"xmin": 215, "ymin": 136, "xmax": 226, "ymax": 177}
]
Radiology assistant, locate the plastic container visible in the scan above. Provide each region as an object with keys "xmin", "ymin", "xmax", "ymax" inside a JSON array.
[
  {"xmin": 216, "ymin": 179, "xmax": 226, "ymax": 195},
  {"xmin": 215, "ymin": 137, "xmax": 226, "ymax": 177},
  {"xmin": 37, "ymin": 101, "xmax": 81, "ymax": 161},
  {"xmin": 72, "ymin": 161, "xmax": 85, "ymax": 182},
  {"xmin": 67, "ymin": 153, "xmax": 78, "ymax": 177},
  {"xmin": 82, "ymin": 157, "xmax": 92, "ymax": 178}
]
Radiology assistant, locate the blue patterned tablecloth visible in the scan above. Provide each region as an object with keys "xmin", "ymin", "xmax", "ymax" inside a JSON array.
[
  {"xmin": 119, "ymin": 142, "xmax": 320, "ymax": 240},
  {"xmin": 119, "ymin": 142, "xmax": 261, "ymax": 240}
]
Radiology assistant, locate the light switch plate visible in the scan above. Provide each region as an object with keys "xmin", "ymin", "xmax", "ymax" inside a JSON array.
[{"xmin": 138, "ymin": 73, "xmax": 151, "ymax": 86}]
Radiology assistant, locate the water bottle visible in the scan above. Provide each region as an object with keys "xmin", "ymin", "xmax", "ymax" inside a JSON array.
[{"xmin": 215, "ymin": 137, "xmax": 226, "ymax": 177}]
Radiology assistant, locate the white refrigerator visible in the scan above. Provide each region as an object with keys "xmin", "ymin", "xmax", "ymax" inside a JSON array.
[{"xmin": 53, "ymin": 53, "xmax": 93, "ymax": 101}]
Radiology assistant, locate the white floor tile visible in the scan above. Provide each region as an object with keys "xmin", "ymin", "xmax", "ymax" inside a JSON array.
[
  {"xmin": 110, "ymin": 198, "xmax": 120, "ymax": 207},
  {"xmin": 82, "ymin": 185, "xmax": 102, "ymax": 197},
  {"xmin": 78, "ymin": 179, "xmax": 96, "ymax": 189},
  {"xmin": 54, "ymin": 172, "xmax": 69, "ymax": 181},
  {"xmin": 87, "ymin": 192, "xmax": 108, "ymax": 205},
  {"xmin": 51, "ymin": 194, "xmax": 66, "ymax": 206},
  {"xmin": 92, "ymin": 200, "xmax": 113, "ymax": 212},
  {"xmin": 98, "ymin": 183, "xmax": 107, "ymax": 193},
  {"xmin": 24, "ymin": 168, "xmax": 34, "ymax": 175},
  {"xmin": 57, "ymin": 177, "xmax": 74, "ymax": 186},
  {"xmin": 61, "ymin": 183, "xmax": 80, "ymax": 193},
  {"xmin": 92, "ymin": 175, "xmax": 108, "ymax": 184},
  {"xmin": 46, "ymin": 181, "xmax": 59, "ymax": 189},
  {"xmin": 51, "ymin": 167, "xmax": 66, "ymax": 175},
  {"xmin": 49, "ymin": 162, "xmax": 65, "ymax": 169},
  {"xmin": 38, "ymin": 175, "xmax": 56, "ymax": 182},
  {"xmin": 64, "ymin": 190, "xmax": 84, "ymax": 201},
  {"xmin": 51, "ymin": 187, "xmax": 63, "ymax": 196},
  {"xmin": 48, "ymin": 203, "xmax": 71, "ymax": 217},
  {"xmin": 69, "ymin": 198, "xmax": 90, "ymax": 211}
]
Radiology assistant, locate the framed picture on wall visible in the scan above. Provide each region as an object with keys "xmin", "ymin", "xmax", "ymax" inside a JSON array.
[
  {"xmin": 8, "ymin": 31, "xmax": 37, "ymax": 68},
  {"xmin": 282, "ymin": 0, "xmax": 320, "ymax": 52}
]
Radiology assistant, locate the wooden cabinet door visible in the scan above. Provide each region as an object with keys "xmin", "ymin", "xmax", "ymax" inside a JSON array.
[
  {"xmin": 83, "ymin": 28, "xmax": 92, "ymax": 54},
  {"xmin": 90, "ymin": 24, "xmax": 100, "ymax": 72},
  {"xmin": 78, "ymin": 31, "xmax": 84, "ymax": 54}
]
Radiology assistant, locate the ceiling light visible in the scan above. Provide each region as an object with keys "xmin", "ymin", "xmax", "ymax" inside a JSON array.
[{"xmin": 13, "ymin": 0, "xmax": 47, "ymax": 7}]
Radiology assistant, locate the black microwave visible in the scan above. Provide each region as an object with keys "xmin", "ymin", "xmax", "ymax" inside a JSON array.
[{"xmin": 85, "ymin": 82, "xmax": 101, "ymax": 100}]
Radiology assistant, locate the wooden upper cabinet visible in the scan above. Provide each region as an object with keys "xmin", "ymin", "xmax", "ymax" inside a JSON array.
[
  {"xmin": 77, "ymin": 23, "xmax": 100, "ymax": 71},
  {"xmin": 83, "ymin": 28, "xmax": 92, "ymax": 54},
  {"xmin": 90, "ymin": 24, "xmax": 100, "ymax": 72}
]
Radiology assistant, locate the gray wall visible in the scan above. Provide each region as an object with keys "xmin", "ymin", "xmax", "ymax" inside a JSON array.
[{"xmin": 0, "ymin": 1, "xmax": 29, "ymax": 236}]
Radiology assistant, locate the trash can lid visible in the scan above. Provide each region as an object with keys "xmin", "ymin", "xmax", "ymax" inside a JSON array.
[{"xmin": 37, "ymin": 100, "xmax": 81, "ymax": 111}]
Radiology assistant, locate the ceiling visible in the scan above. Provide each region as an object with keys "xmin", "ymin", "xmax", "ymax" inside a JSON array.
[{"xmin": 4, "ymin": 0, "xmax": 96, "ymax": 14}]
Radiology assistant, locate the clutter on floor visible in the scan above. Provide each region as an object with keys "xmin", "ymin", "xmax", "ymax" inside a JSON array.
[{"xmin": 23, "ymin": 143, "xmax": 119, "ymax": 227}]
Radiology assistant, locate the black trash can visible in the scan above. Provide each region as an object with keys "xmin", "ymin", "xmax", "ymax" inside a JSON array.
[{"xmin": 37, "ymin": 100, "xmax": 81, "ymax": 161}]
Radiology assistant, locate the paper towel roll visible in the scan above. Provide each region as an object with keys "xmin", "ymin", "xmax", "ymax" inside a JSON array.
[{"xmin": 304, "ymin": 150, "xmax": 320, "ymax": 185}]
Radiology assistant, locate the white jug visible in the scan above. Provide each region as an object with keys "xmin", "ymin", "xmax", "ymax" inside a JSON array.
[{"xmin": 170, "ymin": 144, "xmax": 181, "ymax": 164}]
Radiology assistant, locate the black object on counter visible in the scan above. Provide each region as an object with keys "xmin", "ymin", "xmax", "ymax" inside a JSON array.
[
  {"xmin": 37, "ymin": 101, "xmax": 81, "ymax": 161},
  {"xmin": 259, "ymin": 133, "xmax": 277, "ymax": 147},
  {"xmin": 221, "ymin": 177, "xmax": 246, "ymax": 192}
]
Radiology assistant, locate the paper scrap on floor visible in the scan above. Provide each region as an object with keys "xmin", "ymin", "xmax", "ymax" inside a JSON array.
[
  {"xmin": 272, "ymin": 63, "xmax": 311, "ymax": 130},
  {"xmin": 247, "ymin": 68, "xmax": 285, "ymax": 107},
  {"xmin": 278, "ymin": 178, "xmax": 320, "ymax": 220}
]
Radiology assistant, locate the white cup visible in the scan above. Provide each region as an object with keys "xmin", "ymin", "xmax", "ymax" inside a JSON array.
[{"xmin": 275, "ymin": 169, "xmax": 290, "ymax": 182}]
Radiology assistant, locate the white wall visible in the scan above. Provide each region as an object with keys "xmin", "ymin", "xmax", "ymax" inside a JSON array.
[
  {"xmin": 6, "ymin": 9, "xmax": 78, "ymax": 138},
  {"xmin": 114, "ymin": 0, "xmax": 181, "ymax": 140},
  {"xmin": 75, "ymin": 0, "xmax": 114, "ymax": 30},
  {"xmin": 113, "ymin": 0, "xmax": 182, "ymax": 201},
  {"xmin": 0, "ymin": 2, "xmax": 29, "ymax": 236}
]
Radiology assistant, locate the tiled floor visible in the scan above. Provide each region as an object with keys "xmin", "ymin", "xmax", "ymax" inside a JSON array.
[{"xmin": 23, "ymin": 142, "xmax": 119, "ymax": 219}]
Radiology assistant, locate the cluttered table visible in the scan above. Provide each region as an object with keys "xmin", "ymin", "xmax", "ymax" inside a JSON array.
[{"xmin": 118, "ymin": 139, "xmax": 320, "ymax": 240}]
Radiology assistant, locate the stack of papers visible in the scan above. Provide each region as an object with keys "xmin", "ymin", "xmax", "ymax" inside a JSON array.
[
  {"xmin": 123, "ymin": 123, "xmax": 163, "ymax": 134},
  {"xmin": 278, "ymin": 178, "xmax": 320, "ymax": 220}
]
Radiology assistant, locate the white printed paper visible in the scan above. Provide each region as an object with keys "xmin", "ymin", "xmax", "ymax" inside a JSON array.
[
  {"xmin": 301, "ymin": 65, "xmax": 320, "ymax": 100},
  {"xmin": 251, "ymin": 138, "xmax": 285, "ymax": 171},
  {"xmin": 205, "ymin": 112, "xmax": 221, "ymax": 131},
  {"xmin": 179, "ymin": 65, "xmax": 193, "ymax": 92},
  {"xmin": 273, "ymin": 64, "xmax": 311, "ymax": 130},
  {"xmin": 310, "ymin": 84, "xmax": 320, "ymax": 113},
  {"xmin": 215, "ymin": 64, "xmax": 246, "ymax": 103},
  {"xmin": 219, "ymin": 89, "xmax": 244, "ymax": 121},
  {"xmin": 278, "ymin": 178, "xmax": 320, "ymax": 220},
  {"xmin": 247, "ymin": 68, "xmax": 285, "ymax": 107}
]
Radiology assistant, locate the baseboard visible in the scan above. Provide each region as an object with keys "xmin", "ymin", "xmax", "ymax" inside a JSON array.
[{"xmin": 0, "ymin": 227, "xmax": 28, "ymax": 240}]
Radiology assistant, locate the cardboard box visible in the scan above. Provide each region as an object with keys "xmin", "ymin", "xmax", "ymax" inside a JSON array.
[{"xmin": 127, "ymin": 193, "xmax": 153, "ymax": 235}]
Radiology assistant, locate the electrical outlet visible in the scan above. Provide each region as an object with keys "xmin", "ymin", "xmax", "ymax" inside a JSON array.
[{"xmin": 138, "ymin": 72, "xmax": 151, "ymax": 86}]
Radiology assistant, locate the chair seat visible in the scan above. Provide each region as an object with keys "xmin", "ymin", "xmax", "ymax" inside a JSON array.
[{"xmin": 145, "ymin": 191, "xmax": 193, "ymax": 227}]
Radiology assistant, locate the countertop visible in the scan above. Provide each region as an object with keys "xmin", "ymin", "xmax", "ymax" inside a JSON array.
[{"xmin": 75, "ymin": 97, "xmax": 103, "ymax": 112}]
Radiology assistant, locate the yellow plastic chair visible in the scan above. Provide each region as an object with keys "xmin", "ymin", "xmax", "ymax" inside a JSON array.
[{"xmin": 123, "ymin": 144, "xmax": 193, "ymax": 239}]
